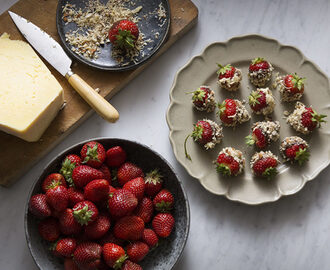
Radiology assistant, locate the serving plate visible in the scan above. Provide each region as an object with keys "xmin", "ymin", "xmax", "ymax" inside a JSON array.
[
  {"xmin": 166, "ymin": 34, "xmax": 330, "ymax": 205},
  {"xmin": 25, "ymin": 138, "xmax": 189, "ymax": 269},
  {"xmin": 56, "ymin": 0, "xmax": 170, "ymax": 71}
]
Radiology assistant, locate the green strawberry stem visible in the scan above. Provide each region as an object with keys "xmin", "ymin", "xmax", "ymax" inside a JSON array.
[
  {"xmin": 252, "ymin": 57, "xmax": 264, "ymax": 65},
  {"xmin": 216, "ymin": 63, "xmax": 232, "ymax": 75},
  {"xmin": 216, "ymin": 101, "xmax": 226, "ymax": 116},
  {"xmin": 249, "ymin": 91, "xmax": 261, "ymax": 106},
  {"xmin": 245, "ymin": 135, "xmax": 255, "ymax": 146},
  {"xmin": 145, "ymin": 169, "xmax": 163, "ymax": 184},
  {"xmin": 115, "ymin": 29, "xmax": 136, "ymax": 49},
  {"xmin": 155, "ymin": 201, "xmax": 173, "ymax": 212},
  {"xmin": 294, "ymin": 148, "xmax": 310, "ymax": 165},
  {"xmin": 262, "ymin": 167, "xmax": 278, "ymax": 179},
  {"xmin": 311, "ymin": 111, "xmax": 327, "ymax": 127},
  {"xmin": 73, "ymin": 205, "xmax": 93, "ymax": 226},
  {"xmin": 60, "ymin": 158, "xmax": 76, "ymax": 187},
  {"xmin": 113, "ymin": 255, "xmax": 128, "ymax": 270},
  {"xmin": 184, "ymin": 134, "xmax": 192, "ymax": 161},
  {"xmin": 291, "ymin": 73, "xmax": 306, "ymax": 90},
  {"xmin": 83, "ymin": 144, "xmax": 99, "ymax": 164},
  {"xmin": 216, "ymin": 163, "xmax": 231, "ymax": 176}
]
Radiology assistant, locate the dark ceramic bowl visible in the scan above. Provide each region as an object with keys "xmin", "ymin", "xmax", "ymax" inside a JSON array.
[{"xmin": 25, "ymin": 138, "xmax": 190, "ymax": 270}]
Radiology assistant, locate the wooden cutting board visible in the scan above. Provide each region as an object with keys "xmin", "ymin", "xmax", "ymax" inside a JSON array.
[{"xmin": 0, "ymin": 0, "xmax": 198, "ymax": 187}]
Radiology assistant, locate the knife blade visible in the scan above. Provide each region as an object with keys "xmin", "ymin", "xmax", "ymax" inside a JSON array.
[{"xmin": 8, "ymin": 11, "xmax": 119, "ymax": 123}]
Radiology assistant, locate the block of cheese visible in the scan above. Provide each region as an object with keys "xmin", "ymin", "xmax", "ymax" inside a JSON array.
[{"xmin": 0, "ymin": 33, "xmax": 64, "ymax": 142}]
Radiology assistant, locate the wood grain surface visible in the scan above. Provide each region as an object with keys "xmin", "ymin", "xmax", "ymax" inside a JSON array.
[{"xmin": 0, "ymin": 0, "xmax": 198, "ymax": 186}]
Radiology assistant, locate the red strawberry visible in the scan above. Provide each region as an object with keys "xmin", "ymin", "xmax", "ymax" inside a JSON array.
[
  {"xmin": 117, "ymin": 162, "xmax": 144, "ymax": 186},
  {"xmin": 84, "ymin": 214, "xmax": 111, "ymax": 240},
  {"xmin": 99, "ymin": 164, "xmax": 111, "ymax": 183},
  {"xmin": 108, "ymin": 20, "xmax": 139, "ymax": 49},
  {"xmin": 134, "ymin": 197, "xmax": 153, "ymax": 223},
  {"xmin": 152, "ymin": 213, "xmax": 175, "ymax": 238},
  {"xmin": 142, "ymin": 228, "xmax": 159, "ymax": 248},
  {"xmin": 81, "ymin": 141, "xmax": 106, "ymax": 168},
  {"xmin": 144, "ymin": 169, "xmax": 163, "ymax": 197},
  {"xmin": 122, "ymin": 260, "xmax": 143, "ymax": 270},
  {"xmin": 42, "ymin": 173, "xmax": 67, "ymax": 193},
  {"xmin": 64, "ymin": 258, "xmax": 80, "ymax": 270},
  {"xmin": 285, "ymin": 144, "xmax": 310, "ymax": 165},
  {"xmin": 84, "ymin": 179, "xmax": 110, "ymax": 203},
  {"xmin": 53, "ymin": 238, "xmax": 77, "ymax": 258},
  {"xmin": 114, "ymin": 216, "xmax": 145, "ymax": 241},
  {"xmin": 46, "ymin": 185, "xmax": 69, "ymax": 212},
  {"xmin": 189, "ymin": 86, "xmax": 212, "ymax": 109},
  {"xmin": 217, "ymin": 99, "xmax": 237, "ymax": 125},
  {"xmin": 29, "ymin": 194, "xmax": 51, "ymax": 218},
  {"xmin": 284, "ymin": 73, "xmax": 305, "ymax": 94},
  {"xmin": 126, "ymin": 241, "xmax": 149, "ymax": 263},
  {"xmin": 245, "ymin": 128, "xmax": 266, "ymax": 149},
  {"xmin": 59, "ymin": 209, "xmax": 82, "ymax": 235},
  {"xmin": 68, "ymin": 187, "xmax": 85, "ymax": 207},
  {"xmin": 38, "ymin": 217, "xmax": 60, "ymax": 242},
  {"xmin": 51, "ymin": 208, "xmax": 64, "ymax": 219},
  {"xmin": 249, "ymin": 57, "xmax": 270, "ymax": 72},
  {"xmin": 216, "ymin": 153, "xmax": 240, "ymax": 176},
  {"xmin": 153, "ymin": 189, "xmax": 174, "ymax": 212},
  {"xmin": 108, "ymin": 189, "xmax": 138, "ymax": 218},
  {"xmin": 249, "ymin": 90, "xmax": 267, "ymax": 112},
  {"xmin": 73, "ymin": 242, "xmax": 102, "ymax": 270},
  {"xmin": 217, "ymin": 64, "xmax": 235, "ymax": 79},
  {"xmin": 106, "ymin": 146, "xmax": 127, "ymax": 168},
  {"xmin": 98, "ymin": 232, "xmax": 125, "ymax": 247},
  {"xmin": 253, "ymin": 157, "xmax": 278, "ymax": 178},
  {"xmin": 123, "ymin": 177, "xmax": 145, "ymax": 201},
  {"xmin": 60, "ymin": 154, "xmax": 82, "ymax": 186},
  {"xmin": 73, "ymin": 201, "xmax": 99, "ymax": 226},
  {"xmin": 72, "ymin": 165, "xmax": 104, "ymax": 189},
  {"xmin": 301, "ymin": 107, "xmax": 326, "ymax": 131},
  {"xmin": 103, "ymin": 243, "xmax": 128, "ymax": 268}
]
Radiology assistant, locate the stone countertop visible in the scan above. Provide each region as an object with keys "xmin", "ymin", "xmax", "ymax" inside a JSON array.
[{"xmin": 1, "ymin": 0, "xmax": 330, "ymax": 269}]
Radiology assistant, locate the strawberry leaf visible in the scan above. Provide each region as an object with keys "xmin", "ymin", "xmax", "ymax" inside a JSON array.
[
  {"xmin": 73, "ymin": 205, "xmax": 93, "ymax": 226},
  {"xmin": 60, "ymin": 158, "xmax": 76, "ymax": 187},
  {"xmin": 115, "ymin": 29, "xmax": 136, "ymax": 49},
  {"xmin": 252, "ymin": 57, "xmax": 264, "ymax": 65},
  {"xmin": 216, "ymin": 63, "xmax": 232, "ymax": 75},
  {"xmin": 294, "ymin": 148, "xmax": 310, "ymax": 165},
  {"xmin": 291, "ymin": 73, "xmax": 306, "ymax": 90},
  {"xmin": 216, "ymin": 163, "xmax": 231, "ymax": 176},
  {"xmin": 191, "ymin": 124, "xmax": 204, "ymax": 141},
  {"xmin": 245, "ymin": 135, "xmax": 256, "ymax": 146},
  {"xmin": 155, "ymin": 201, "xmax": 173, "ymax": 212},
  {"xmin": 216, "ymin": 101, "xmax": 226, "ymax": 116},
  {"xmin": 311, "ymin": 111, "xmax": 327, "ymax": 127},
  {"xmin": 114, "ymin": 255, "xmax": 128, "ymax": 270},
  {"xmin": 145, "ymin": 169, "xmax": 163, "ymax": 184},
  {"xmin": 192, "ymin": 88, "xmax": 206, "ymax": 101},
  {"xmin": 249, "ymin": 91, "xmax": 261, "ymax": 106},
  {"xmin": 262, "ymin": 167, "xmax": 278, "ymax": 179}
]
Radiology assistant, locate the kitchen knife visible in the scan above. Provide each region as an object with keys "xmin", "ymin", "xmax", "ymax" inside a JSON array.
[{"xmin": 8, "ymin": 11, "xmax": 119, "ymax": 123}]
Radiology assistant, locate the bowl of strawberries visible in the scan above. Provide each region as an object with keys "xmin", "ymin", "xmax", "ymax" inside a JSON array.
[{"xmin": 25, "ymin": 138, "xmax": 190, "ymax": 270}]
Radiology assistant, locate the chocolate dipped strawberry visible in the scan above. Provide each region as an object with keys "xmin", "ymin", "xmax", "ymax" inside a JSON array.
[
  {"xmin": 217, "ymin": 63, "xmax": 242, "ymax": 91},
  {"xmin": 248, "ymin": 57, "xmax": 273, "ymax": 87}
]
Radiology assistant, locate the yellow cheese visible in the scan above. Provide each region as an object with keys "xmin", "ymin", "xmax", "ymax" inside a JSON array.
[{"xmin": 0, "ymin": 33, "xmax": 64, "ymax": 142}]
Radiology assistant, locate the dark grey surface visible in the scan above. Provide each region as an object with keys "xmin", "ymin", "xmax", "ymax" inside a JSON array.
[
  {"xmin": 56, "ymin": 0, "xmax": 170, "ymax": 71},
  {"xmin": 25, "ymin": 138, "xmax": 190, "ymax": 270}
]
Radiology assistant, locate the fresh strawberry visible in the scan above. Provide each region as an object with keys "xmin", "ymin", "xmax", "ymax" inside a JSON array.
[
  {"xmin": 38, "ymin": 217, "xmax": 60, "ymax": 242},
  {"xmin": 73, "ymin": 242, "xmax": 102, "ymax": 270},
  {"xmin": 106, "ymin": 146, "xmax": 127, "ymax": 168},
  {"xmin": 73, "ymin": 201, "xmax": 99, "ymax": 226},
  {"xmin": 126, "ymin": 241, "xmax": 149, "ymax": 263},
  {"xmin": 103, "ymin": 243, "xmax": 128, "ymax": 268},
  {"xmin": 284, "ymin": 73, "xmax": 305, "ymax": 94},
  {"xmin": 245, "ymin": 128, "xmax": 266, "ymax": 149},
  {"xmin": 53, "ymin": 238, "xmax": 77, "ymax": 258},
  {"xmin": 216, "ymin": 153, "xmax": 240, "ymax": 176},
  {"xmin": 60, "ymin": 154, "xmax": 82, "ymax": 186},
  {"xmin": 42, "ymin": 173, "xmax": 67, "ymax": 193},
  {"xmin": 80, "ymin": 141, "xmax": 106, "ymax": 168},
  {"xmin": 249, "ymin": 57, "xmax": 270, "ymax": 72},
  {"xmin": 301, "ymin": 107, "xmax": 326, "ymax": 131},
  {"xmin": 144, "ymin": 169, "xmax": 163, "ymax": 197},
  {"xmin": 122, "ymin": 260, "xmax": 143, "ymax": 270},
  {"xmin": 134, "ymin": 197, "xmax": 153, "ymax": 223},
  {"xmin": 50, "ymin": 208, "xmax": 64, "ymax": 219},
  {"xmin": 46, "ymin": 185, "xmax": 69, "ymax": 212},
  {"xmin": 142, "ymin": 228, "xmax": 159, "ymax": 249},
  {"xmin": 153, "ymin": 189, "xmax": 174, "ymax": 212},
  {"xmin": 285, "ymin": 144, "xmax": 310, "ymax": 165},
  {"xmin": 217, "ymin": 64, "xmax": 235, "ymax": 79},
  {"xmin": 68, "ymin": 187, "xmax": 85, "ymax": 207},
  {"xmin": 98, "ymin": 232, "xmax": 125, "ymax": 247},
  {"xmin": 249, "ymin": 90, "xmax": 267, "ymax": 112},
  {"xmin": 117, "ymin": 162, "xmax": 144, "ymax": 186},
  {"xmin": 113, "ymin": 216, "xmax": 145, "ymax": 241},
  {"xmin": 64, "ymin": 258, "xmax": 80, "ymax": 270},
  {"xmin": 84, "ymin": 214, "xmax": 111, "ymax": 240},
  {"xmin": 84, "ymin": 179, "xmax": 110, "ymax": 203},
  {"xmin": 29, "ymin": 194, "xmax": 51, "ymax": 218},
  {"xmin": 217, "ymin": 99, "xmax": 236, "ymax": 125},
  {"xmin": 99, "ymin": 164, "xmax": 111, "ymax": 183},
  {"xmin": 252, "ymin": 156, "xmax": 279, "ymax": 178},
  {"xmin": 72, "ymin": 165, "xmax": 104, "ymax": 189},
  {"xmin": 123, "ymin": 177, "xmax": 145, "ymax": 201},
  {"xmin": 108, "ymin": 20, "xmax": 139, "ymax": 49},
  {"xmin": 59, "ymin": 209, "xmax": 82, "ymax": 235},
  {"xmin": 152, "ymin": 213, "xmax": 175, "ymax": 238},
  {"xmin": 108, "ymin": 189, "xmax": 138, "ymax": 218}
]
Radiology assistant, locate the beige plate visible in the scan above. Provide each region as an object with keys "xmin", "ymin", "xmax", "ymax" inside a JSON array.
[{"xmin": 166, "ymin": 34, "xmax": 330, "ymax": 205}]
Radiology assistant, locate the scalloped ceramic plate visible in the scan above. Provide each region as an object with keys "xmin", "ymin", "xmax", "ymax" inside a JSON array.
[{"xmin": 166, "ymin": 34, "xmax": 330, "ymax": 205}]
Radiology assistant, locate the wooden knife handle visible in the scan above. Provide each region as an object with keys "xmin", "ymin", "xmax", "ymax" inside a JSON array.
[{"xmin": 67, "ymin": 73, "xmax": 119, "ymax": 123}]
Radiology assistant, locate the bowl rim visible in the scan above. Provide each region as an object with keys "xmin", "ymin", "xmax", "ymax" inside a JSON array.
[{"xmin": 24, "ymin": 137, "xmax": 190, "ymax": 270}]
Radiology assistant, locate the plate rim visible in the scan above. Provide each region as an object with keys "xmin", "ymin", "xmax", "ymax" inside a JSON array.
[
  {"xmin": 166, "ymin": 33, "xmax": 330, "ymax": 205},
  {"xmin": 55, "ymin": 0, "xmax": 171, "ymax": 71}
]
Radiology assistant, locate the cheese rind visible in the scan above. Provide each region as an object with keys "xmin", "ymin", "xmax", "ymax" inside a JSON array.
[{"xmin": 0, "ymin": 33, "xmax": 64, "ymax": 142}]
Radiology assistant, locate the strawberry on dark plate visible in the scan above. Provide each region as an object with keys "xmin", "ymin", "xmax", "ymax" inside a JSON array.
[
  {"xmin": 84, "ymin": 214, "xmax": 111, "ymax": 240},
  {"xmin": 126, "ymin": 241, "xmax": 149, "ymax": 263},
  {"xmin": 108, "ymin": 189, "xmax": 138, "ymax": 218},
  {"xmin": 67, "ymin": 187, "xmax": 85, "ymax": 208},
  {"xmin": 72, "ymin": 165, "xmax": 104, "ymax": 189},
  {"xmin": 113, "ymin": 216, "xmax": 145, "ymax": 241},
  {"xmin": 84, "ymin": 179, "xmax": 110, "ymax": 203},
  {"xmin": 144, "ymin": 169, "xmax": 163, "ymax": 197},
  {"xmin": 134, "ymin": 197, "xmax": 153, "ymax": 223},
  {"xmin": 64, "ymin": 258, "xmax": 80, "ymax": 270},
  {"xmin": 73, "ymin": 242, "xmax": 102, "ymax": 270},
  {"xmin": 152, "ymin": 213, "xmax": 175, "ymax": 238},
  {"xmin": 123, "ymin": 177, "xmax": 145, "ymax": 201},
  {"xmin": 60, "ymin": 154, "xmax": 81, "ymax": 186},
  {"xmin": 153, "ymin": 189, "xmax": 174, "ymax": 212},
  {"xmin": 98, "ymin": 232, "xmax": 124, "ymax": 247},
  {"xmin": 122, "ymin": 260, "xmax": 143, "ymax": 270},
  {"xmin": 80, "ymin": 141, "xmax": 106, "ymax": 168},
  {"xmin": 53, "ymin": 238, "xmax": 77, "ymax": 258},
  {"xmin": 106, "ymin": 146, "xmax": 127, "ymax": 168},
  {"xmin": 38, "ymin": 217, "xmax": 60, "ymax": 242},
  {"xmin": 29, "ymin": 194, "xmax": 52, "ymax": 219},
  {"xmin": 42, "ymin": 173, "xmax": 67, "ymax": 193},
  {"xmin": 142, "ymin": 228, "xmax": 159, "ymax": 249},
  {"xmin": 117, "ymin": 162, "xmax": 144, "ymax": 186},
  {"xmin": 99, "ymin": 164, "xmax": 111, "ymax": 183},
  {"xmin": 108, "ymin": 19, "xmax": 139, "ymax": 49},
  {"xmin": 73, "ymin": 201, "xmax": 99, "ymax": 226},
  {"xmin": 59, "ymin": 209, "xmax": 82, "ymax": 235},
  {"xmin": 46, "ymin": 185, "xmax": 69, "ymax": 212},
  {"xmin": 103, "ymin": 243, "xmax": 128, "ymax": 269}
]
